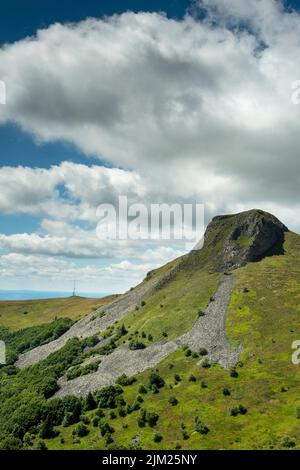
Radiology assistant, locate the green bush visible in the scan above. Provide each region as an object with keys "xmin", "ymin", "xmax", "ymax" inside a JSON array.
[
  {"xmin": 281, "ymin": 436, "xmax": 296, "ymax": 448},
  {"xmin": 201, "ymin": 358, "xmax": 211, "ymax": 368},
  {"xmin": 138, "ymin": 409, "xmax": 159, "ymax": 428},
  {"xmin": 149, "ymin": 373, "xmax": 165, "ymax": 391},
  {"xmin": 229, "ymin": 367, "xmax": 239, "ymax": 378},
  {"xmin": 95, "ymin": 385, "xmax": 123, "ymax": 409},
  {"xmin": 230, "ymin": 405, "xmax": 248, "ymax": 417},
  {"xmin": 99, "ymin": 421, "xmax": 115, "ymax": 437},
  {"xmin": 169, "ymin": 396, "xmax": 178, "ymax": 406},
  {"xmin": 35, "ymin": 440, "xmax": 48, "ymax": 451},
  {"xmin": 195, "ymin": 417, "xmax": 209, "ymax": 435},
  {"xmin": 73, "ymin": 423, "xmax": 89, "ymax": 437},
  {"xmin": 199, "ymin": 348, "xmax": 208, "ymax": 356},
  {"xmin": 116, "ymin": 374, "xmax": 136, "ymax": 386},
  {"xmin": 153, "ymin": 433, "xmax": 163, "ymax": 443},
  {"xmin": 129, "ymin": 340, "xmax": 146, "ymax": 350}
]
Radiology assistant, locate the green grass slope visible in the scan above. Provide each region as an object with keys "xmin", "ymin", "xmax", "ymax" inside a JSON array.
[
  {"xmin": 0, "ymin": 295, "xmax": 117, "ymax": 331},
  {"xmin": 43, "ymin": 232, "xmax": 300, "ymax": 450}
]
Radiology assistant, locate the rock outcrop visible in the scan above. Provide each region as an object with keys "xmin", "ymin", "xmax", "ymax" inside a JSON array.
[{"xmin": 194, "ymin": 209, "xmax": 288, "ymax": 271}]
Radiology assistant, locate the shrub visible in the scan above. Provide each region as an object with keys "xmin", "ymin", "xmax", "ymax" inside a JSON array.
[
  {"xmin": 162, "ymin": 332, "xmax": 168, "ymax": 338},
  {"xmin": 82, "ymin": 335, "xmax": 100, "ymax": 348},
  {"xmin": 138, "ymin": 385, "xmax": 148, "ymax": 394},
  {"xmin": 296, "ymin": 407, "xmax": 300, "ymax": 419},
  {"xmin": 141, "ymin": 301, "xmax": 146, "ymax": 307},
  {"xmin": 189, "ymin": 374, "xmax": 196, "ymax": 382},
  {"xmin": 116, "ymin": 374, "xmax": 136, "ymax": 386},
  {"xmin": 39, "ymin": 416, "xmax": 55, "ymax": 439},
  {"xmin": 149, "ymin": 373, "xmax": 165, "ymax": 391},
  {"xmin": 198, "ymin": 310, "xmax": 205, "ymax": 317},
  {"xmin": 129, "ymin": 340, "xmax": 146, "ymax": 350},
  {"xmin": 92, "ymin": 416, "xmax": 100, "ymax": 427},
  {"xmin": 118, "ymin": 407, "xmax": 127, "ymax": 417},
  {"xmin": 153, "ymin": 433, "xmax": 163, "ymax": 443},
  {"xmin": 223, "ymin": 388, "xmax": 231, "ymax": 396},
  {"xmin": 184, "ymin": 348, "xmax": 192, "ymax": 357},
  {"xmin": 66, "ymin": 361, "xmax": 100, "ymax": 381},
  {"xmin": 73, "ymin": 423, "xmax": 89, "ymax": 437},
  {"xmin": 115, "ymin": 324, "xmax": 128, "ymax": 340},
  {"xmin": 169, "ymin": 396, "xmax": 178, "ymax": 406},
  {"xmin": 199, "ymin": 348, "xmax": 208, "ymax": 356},
  {"xmin": 195, "ymin": 417, "xmax": 209, "ymax": 435},
  {"xmin": 281, "ymin": 436, "xmax": 296, "ymax": 448},
  {"xmin": 148, "ymin": 334, "xmax": 153, "ymax": 341},
  {"xmin": 139, "ymin": 409, "xmax": 159, "ymax": 428},
  {"xmin": 174, "ymin": 374, "xmax": 181, "ymax": 382},
  {"xmin": 35, "ymin": 440, "xmax": 48, "ymax": 451},
  {"xmin": 99, "ymin": 422, "xmax": 115, "ymax": 437},
  {"xmin": 182, "ymin": 431, "xmax": 189, "ymax": 440},
  {"xmin": 200, "ymin": 380, "xmax": 208, "ymax": 389},
  {"xmin": 201, "ymin": 358, "xmax": 211, "ymax": 368},
  {"xmin": 0, "ymin": 437, "xmax": 23, "ymax": 450},
  {"xmin": 230, "ymin": 405, "xmax": 248, "ymax": 417},
  {"xmin": 95, "ymin": 385, "xmax": 123, "ymax": 409},
  {"xmin": 84, "ymin": 392, "xmax": 97, "ymax": 411},
  {"xmin": 229, "ymin": 367, "xmax": 239, "ymax": 378}
]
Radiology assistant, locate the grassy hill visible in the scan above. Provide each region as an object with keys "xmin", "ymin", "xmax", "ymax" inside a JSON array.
[
  {"xmin": 0, "ymin": 295, "xmax": 117, "ymax": 331},
  {"xmin": 0, "ymin": 210, "xmax": 299, "ymax": 451}
]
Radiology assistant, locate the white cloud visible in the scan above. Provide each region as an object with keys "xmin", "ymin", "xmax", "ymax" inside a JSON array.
[
  {"xmin": 0, "ymin": 2, "xmax": 300, "ymax": 213},
  {"xmin": 0, "ymin": 162, "xmax": 144, "ymax": 222}
]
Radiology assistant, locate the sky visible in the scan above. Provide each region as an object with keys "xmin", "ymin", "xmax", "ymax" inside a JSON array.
[{"xmin": 1, "ymin": 0, "xmax": 300, "ymax": 295}]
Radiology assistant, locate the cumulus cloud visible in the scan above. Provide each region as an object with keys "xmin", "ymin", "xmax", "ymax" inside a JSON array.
[
  {"xmin": 0, "ymin": 162, "xmax": 144, "ymax": 222},
  {"xmin": 0, "ymin": 2, "xmax": 299, "ymax": 213},
  {"xmin": 0, "ymin": 248, "xmax": 183, "ymax": 293}
]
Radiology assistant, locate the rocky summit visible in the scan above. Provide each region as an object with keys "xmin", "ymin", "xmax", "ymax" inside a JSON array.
[{"xmin": 195, "ymin": 209, "xmax": 289, "ymax": 272}]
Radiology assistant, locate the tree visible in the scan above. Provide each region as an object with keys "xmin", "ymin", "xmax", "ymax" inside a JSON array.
[
  {"xmin": 149, "ymin": 373, "xmax": 165, "ymax": 390},
  {"xmin": 39, "ymin": 416, "xmax": 54, "ymax": 439},
  {"xmin": 35, "ymin": 440, "xmax": 48, "ymax": 451},
  {"xmin": 84, "ymin": 392, "xmax": 97, "ymax": 411},
  {"xmin": 74, "ymin": 423, "xmax": 89, "ymax": 437}
]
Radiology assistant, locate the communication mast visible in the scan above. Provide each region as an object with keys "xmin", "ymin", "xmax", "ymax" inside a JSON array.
[{"xmin": 72, "ymin": 280, "xmax": 77, "ymax": 297}]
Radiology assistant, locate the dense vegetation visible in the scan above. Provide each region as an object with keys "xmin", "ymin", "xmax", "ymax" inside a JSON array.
[{"xmin": 0, "ymin": 318, "xmax": 73, "ymax": 364}]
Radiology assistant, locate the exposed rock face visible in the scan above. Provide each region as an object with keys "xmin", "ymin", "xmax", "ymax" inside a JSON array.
[{"xmin": 195, "ymin": 209, "xmax": 288, "ymax": 271}]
